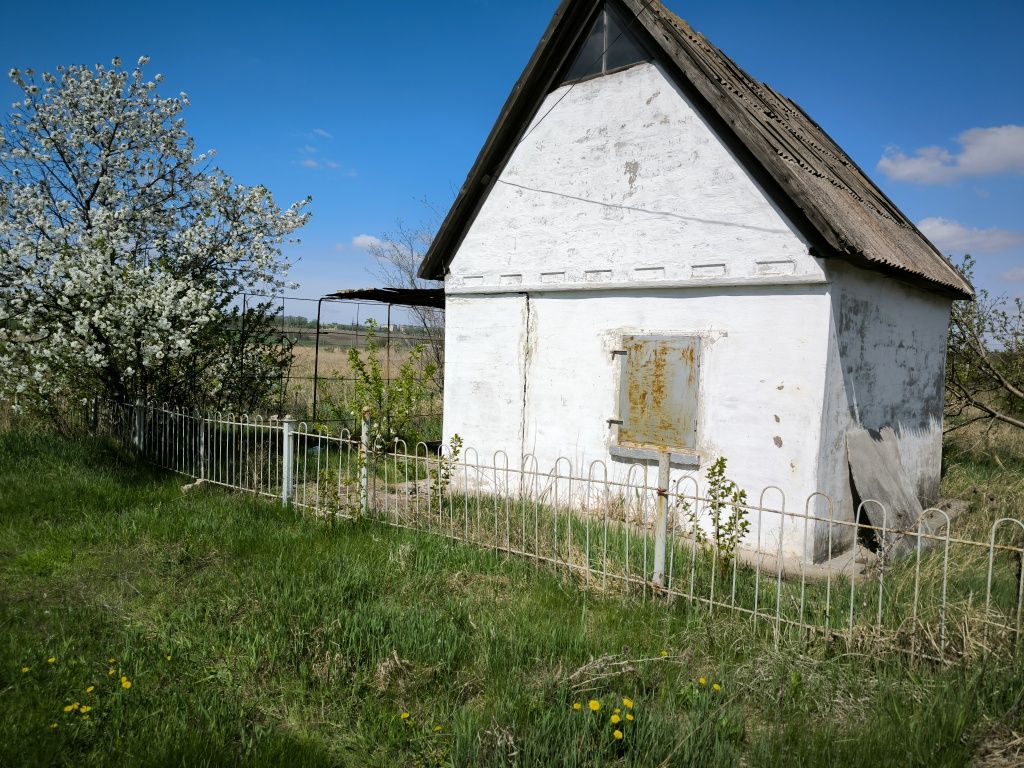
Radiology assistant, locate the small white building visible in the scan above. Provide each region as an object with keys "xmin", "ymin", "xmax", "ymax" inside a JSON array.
[{"xmin": 418, "ymin": 0, "xmax": 973, "ymax": 561}]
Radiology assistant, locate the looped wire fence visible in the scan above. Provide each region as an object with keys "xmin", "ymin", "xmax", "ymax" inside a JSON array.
[{"xmin": 73, "ymin": 399, "xmax": 1024, "ymax": 662}]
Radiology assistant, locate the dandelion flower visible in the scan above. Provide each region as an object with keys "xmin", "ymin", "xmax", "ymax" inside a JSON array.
[
  {"xmin": 166, "ymin": 655, "xmax": 172, "ymax": 662},
  {"xmin": 47, "ymin": 657, "xmax": 56, "ymax": 664},
  {"xmin": 572, "ymin": 702, "xmax": 582, "ymax": 711},
  {"xmin": 80, "ymin": 705, "xmax": 92, "ymax": 713},
  {"xmin": 399, "ymin": 712, "xmax": 410, "ymax": 720},
  {"xmin": 659, "ymin": 650, "xmax": 669, "ymax": 657},
  {"xmin": 433, "ymin": 725, "xmax": 443, "ymax": 732},
  {"xmin": 82, "ymin": 714, "xmax": 90, "ymax": 721},
  {"xmin": 610, "ymin": 714, "xmax": 621, "ymax": 724},
  {"xmin": 588, "ymin": 699, "xmax": 601, "ymax": 712},
  {"xmin": 49, "ymin": 723, "xmax": 58, "ymax": 730},
  {"xmin": 85, "ymin": 686, "xmax": 95, "ymax": 694},
  {"xmin": 712, "ymin": 683, "xmax": 721, "ymax": 692},
  {"xmin": 107, "ymin": 658, "xmax": 115, "ymax": 664},
  {"xmin": 120, "ymin": 676, "xmax": 132, "ymax": 690},
  {"xmin": 622, "ymin": 697, "xmax": 634, "ymax": 709},
  {"xmin": 20, "ymin": 666, "xmax": 29, "ymax": 674},
  {"xmin": 626, "ymin": 713, "xmax": 634, "ymax": 722},
  {"xmin": 107, "ymin": 668, "xmax": 116, "ymax": 677},
  {"xmin": 613, "ymin": 729, "xmax": 624, "ymax": 740},
  {"xmin": 698, "ymin": 677, "xmax": 706, "ymax": 686}
]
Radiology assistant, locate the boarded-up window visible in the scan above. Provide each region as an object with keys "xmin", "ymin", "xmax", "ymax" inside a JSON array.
[{"xmin": 616, "ymin": 335, "xmax": 700, "ymax": 453}]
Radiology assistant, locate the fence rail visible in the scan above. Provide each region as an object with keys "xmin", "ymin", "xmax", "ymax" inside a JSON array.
[{"xmin": 81, "ymin": 400, "xmax": 1024, "ymax": 661}]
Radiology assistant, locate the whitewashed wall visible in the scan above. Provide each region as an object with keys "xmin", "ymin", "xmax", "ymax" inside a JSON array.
[
  {"xmin": 441, "ymin": 60, "xmax": 951, "ymax": 562},
  {"xmin": 815, "ymin": 261, "xmax": 953, "ymax": 557},
  {"xmin": 444, "ymin": 287, "xmax": 834, "ymax": 558},
  {"xmin": 447, "ymin": 62, "xmax": 821, "ymax": 293}
]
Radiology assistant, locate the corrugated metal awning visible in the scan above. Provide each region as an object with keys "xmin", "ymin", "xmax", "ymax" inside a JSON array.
[{"xmin": 323, "ymin": 287, "xmax": 445, "ymax": 309}]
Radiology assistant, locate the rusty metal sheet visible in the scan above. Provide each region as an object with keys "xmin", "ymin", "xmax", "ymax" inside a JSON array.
[{"xmin": 618, "ymin": 335, "xmax": 700, "ymax": 452}]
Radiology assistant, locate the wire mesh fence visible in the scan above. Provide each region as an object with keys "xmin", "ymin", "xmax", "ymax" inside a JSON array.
[
  {"xmin": 75, "ymin": 400, "xmax": 1024, "ymax": 661},
  {"xmin": 231, "ymin": 292, "xmax": 443, "ymax": 438}
]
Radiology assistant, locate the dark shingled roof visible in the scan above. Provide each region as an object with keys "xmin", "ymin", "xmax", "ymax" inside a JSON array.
[{"xmin": 418, "ymin": 0, "xmax": 973, "ymax": 300}]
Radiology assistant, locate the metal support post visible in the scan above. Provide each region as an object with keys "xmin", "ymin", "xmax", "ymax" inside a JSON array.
[
  {"xmin": 652, "ymin": 451, "xmax": 671, "ymax": 588},
  {"xmin": 132, "ymin": 398, "xmax": 145, "ymax": 453},
  {"xmin": 360, "ymin": 406, "xmax": 370, "ymax": 517},
  {"xmin": 281, "ymin": 414, "xmax": 295, "ymax": 506},
  {"xmin": 198, "ymin": 412, "xmax": 207, "ymax": 481}
]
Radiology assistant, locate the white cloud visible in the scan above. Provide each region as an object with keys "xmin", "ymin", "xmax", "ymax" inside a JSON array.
[
  {"xmin": 300, "ymin": 144, "xmax": 318, "ymax": 154},
  {"xmin": 878, "ymin": 125, "xmax": 1024, "ymax": 184},
  {"xmin": 334, "ymin": 243, "xmax": 347, "ymax": 252},
  {"xmin": 325, "ymin": 160, "xmax": 339, "ymax": 169},
  {"xmin": 299, "ymin": 158, "xmax": 320, "ymax": 169},
  {"xmin": 1001, "ymin": 266, "xmax": 1024, "ymax": 282},
  {"xmin": 312, "ymin": 128, "xmax": 333, "ymax": 139},
  {"xmin": 352, "ymin": 234, "xmax": 383, "ymax": 249},
  {"xmin": 918, "ymin": 217, "xmax": 1024, "ymax": 254}
]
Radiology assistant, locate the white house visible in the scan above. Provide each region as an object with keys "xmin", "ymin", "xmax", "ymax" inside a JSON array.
[{"xmin": 418, "ymin": 0, "xmax": 973, "ymax": 561}]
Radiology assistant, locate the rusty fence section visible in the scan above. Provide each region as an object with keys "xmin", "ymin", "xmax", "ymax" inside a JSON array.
[{"xmin": 88, "ymin": 400, "xmax": 1023, "ymax": 661}]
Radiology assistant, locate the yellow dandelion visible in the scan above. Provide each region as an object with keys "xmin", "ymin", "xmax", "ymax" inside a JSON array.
[
  {"xmin": 622, "ymin": 697, "xmax": 634, "ymax": 709},
  {"xmin": 49, "ymin": 723, "xmax": 58, "ymax": 730},
  {"xmin": 107, "ymin": 667, "xmax": 116, "ymax": 677},
  {"xmin": 166, "ymin": 655, "xmax": 172, "ymax": 662},
  {"xmin": 63, "ymin": 703, "xmax": 78, "ymax": 713},
  {"xmin": 85, "ymin": 685, "xmax": 95, "ymax": 694},
  {"xmin": 588, "ymin": 699, "xmax": 601, "ymax": 712},
  {"xmin": 698, "ymin": 677, "xmax": 706, "ymax": 686},
  {"xmin": 399, "ymin": 712, "xmax": 410, "ymax": 720},
  {"xmin": 47, "ymin": 657, "xmax": 56, "ymax": 664},
  {"xmin": 626, "ymin": 713, "xmax": 634, "ymax": 721},
  {"xmin": 120, "ymin": 676, "xmax": 132, "ymax": 690},
  {"xmin": 82, "ymin": 714, "xmax": 90, "ymax": 721},
  {"xmin": 613, "ymin": 729, "xmax": 624, "ymax": 740},
  {"xmin": 21, "ymin": 666, "xmax": 30, "ymax": 674},
  {"xmin": 712, "ymin": 683, "xmax": 721, "ymax": 692},
  {"xmin": 610, "ymin": 714, "xmax": 621, "ymax": 724},
  {"xmin": 572, "ymin": 702, "xmax": 582, "ymax": 711},
  {"xmin": 614, "ymin": 707, "xmax": 621, "ymax": 714},
  {"xmin": 80, "ymin": 705, "xmax": 92, "ymax": 714},
  {"xmin": 107, "ymin": 658, "xmax": 115, "ymax": 663},
  {"xmin": 659, "ymin": 650, "xmax": 669, "ymax": 657},
  {"xmin": 433, "ymin": 725, "xmax": 443, "ymax": 733}
]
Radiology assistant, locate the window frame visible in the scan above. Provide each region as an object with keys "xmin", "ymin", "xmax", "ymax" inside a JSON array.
[{"xmin": 558, "ymin": 4, "xmax": 652, "ymax": 87}]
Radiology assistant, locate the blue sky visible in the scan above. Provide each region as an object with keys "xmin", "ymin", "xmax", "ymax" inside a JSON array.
[{"xmin": 3, "ymin": 0, "xmax": 1022, "ymax": 312}]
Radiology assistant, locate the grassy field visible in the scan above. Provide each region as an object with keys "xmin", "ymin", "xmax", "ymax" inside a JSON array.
[{"xmin": 1, "ymin": 429, "xmax": 1023, "ymax": 766}]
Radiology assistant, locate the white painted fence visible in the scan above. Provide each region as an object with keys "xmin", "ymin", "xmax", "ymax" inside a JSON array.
[{"xmin": 80, "ymin": 399, "xmax": 1023, "ymax": 660}]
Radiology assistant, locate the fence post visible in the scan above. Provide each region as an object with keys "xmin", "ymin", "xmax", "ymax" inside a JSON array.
[
  {"xmin": 198, "ymin": 411, "xmax": 207, "ymax": 481},
  {"xmin": 652, "ymin": 451, "xmax": 671, "ymax": 588},
  {"xmin": 281, "ymin": 414, "xmax": 295, "ymax": 506},
  {"xmin": 132, "ymin": 398, "xmax": 144, "ymax": 453},
  {"xmin": 360, "ymin": 406, "xmax": 370, "ymax": 517}
]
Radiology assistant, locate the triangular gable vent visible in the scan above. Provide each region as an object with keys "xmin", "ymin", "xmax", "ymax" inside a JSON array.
[{"xmin": 559, "ymin": 2, "xmax": 650, "ymax": 85}]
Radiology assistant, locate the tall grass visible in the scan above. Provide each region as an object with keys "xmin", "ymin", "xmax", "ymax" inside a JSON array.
[{"xmin": 1, "ymin": 429, "xmax": 1022, "ymax": 766}]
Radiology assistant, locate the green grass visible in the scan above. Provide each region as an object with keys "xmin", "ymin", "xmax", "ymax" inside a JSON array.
[{"xmin": 1, "ymin": 429, "xmax": 1023, "ymax": 766}]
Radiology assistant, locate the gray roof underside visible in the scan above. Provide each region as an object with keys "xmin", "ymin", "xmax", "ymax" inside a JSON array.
[{"xmin": 418, "ymin": 0, "xmax": 973, "ymax": 300}]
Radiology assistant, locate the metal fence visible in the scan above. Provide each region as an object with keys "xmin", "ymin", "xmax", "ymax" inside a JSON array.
[
  {"xmin": 240, "ymin": 293, "xmax": 442, "ymax": 435},
  {"xmin": 90, "ymin": 399, "xmax": 1023, "ymax": 661}
]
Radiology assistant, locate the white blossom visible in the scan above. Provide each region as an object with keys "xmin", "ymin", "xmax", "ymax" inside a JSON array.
[{"xmin": 0, "ymin": 58, "xmax": 310, "ymax": 408}]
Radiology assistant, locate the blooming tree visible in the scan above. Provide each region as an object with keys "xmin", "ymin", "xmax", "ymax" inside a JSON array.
[{"xmin": 0, "ymin": 58, "xmax": 309, "ymax": 413}]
